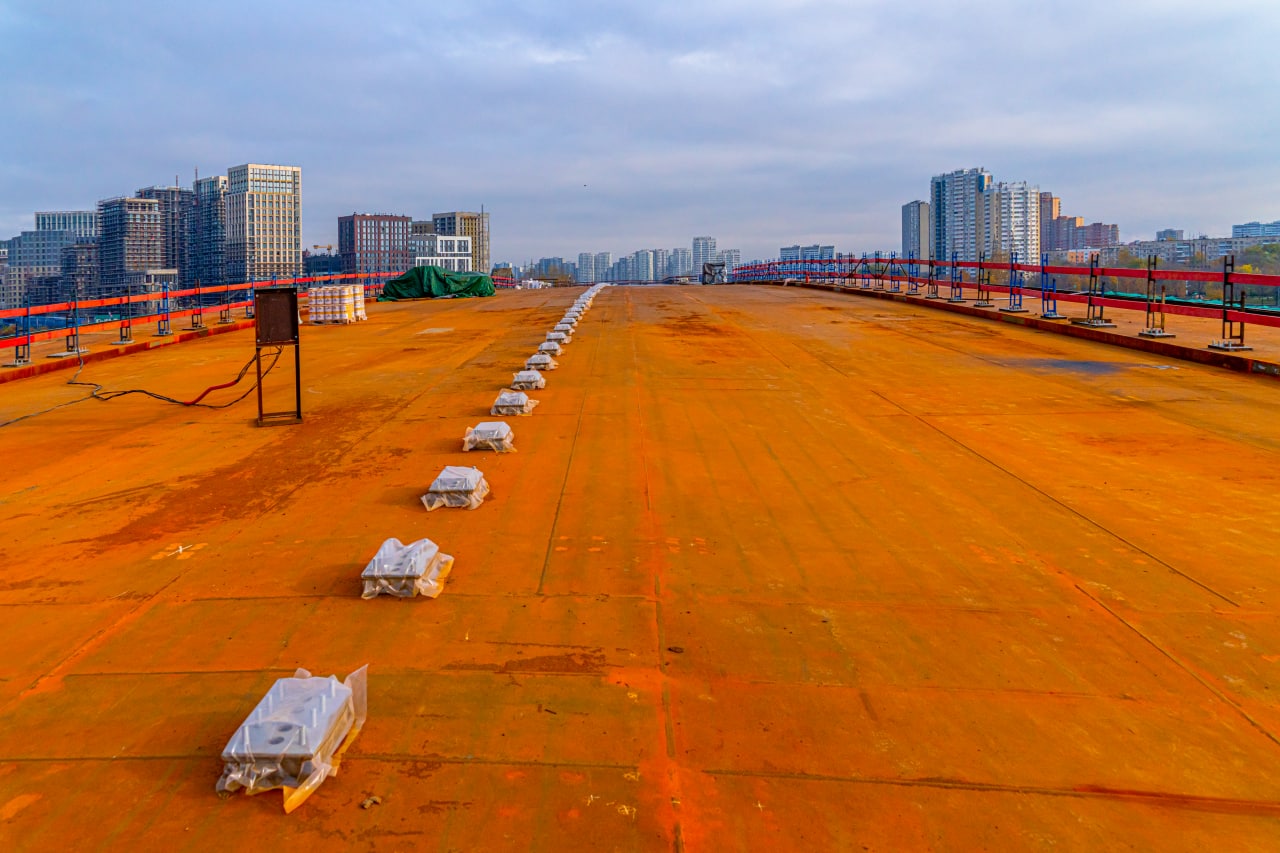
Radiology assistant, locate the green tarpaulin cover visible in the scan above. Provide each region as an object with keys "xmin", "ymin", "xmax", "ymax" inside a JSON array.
[{"xmin": 377, "ymin": 266, "xmax": 496, "ymax": 301}]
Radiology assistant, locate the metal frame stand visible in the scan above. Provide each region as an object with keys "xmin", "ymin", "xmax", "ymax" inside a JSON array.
[
  {"xmin": 254, "ymin": 287, "xmax": 304, "ymax": 427},
  {"xmin": 1209, "ymin": 255, "xmax": 1252, "ymax": 351},
  {"xmin": 1072, "ymin": 254, "xmax": 1116, "ymax": 328},
  {"xmin": 925, "ymin": 261, "xmax": 940, "ymax": 299},
  {"xmin": 156, "ymin": 282, "xmax": 173, "ymax": 336},
  {"xmin": 947, "ymin": 252, "xmax": 966, "ymax": 302},
  {"xmin": 1000, "ymin": 252, "xmax": 1029, "ymax": 313},
  {"xmin": 4, "ymin": 297, "xmax": 33, "ymax": 367},
  {"xmin": 48, "ymin": 294, "xmax": 88, "ymax": 358},
  {"xmin": 973, "ymin": 252, "xmax": 994, "ymax": 308},
  {"xmin": 189, "ymin": 285, "xmax": 206, "ymax": 330},
  {"xmin": 1039, "ymin": 253, "xmax": 1065, "ymax": 319},
  {"xmin": 112, "ymin": 285, "xmax": 134, "ymax": 345},
  {"xmin": 1139, "ymin": 256, "xmax": 1175, "ymax": 338},
  {"xmin": 906, "ymin": 253, "xmax": 920, "ymax": 295}
]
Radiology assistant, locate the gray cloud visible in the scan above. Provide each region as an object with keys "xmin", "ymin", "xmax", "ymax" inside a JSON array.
[{"xmin": 2, "ymin": 0, "xmax": 1278, "ymax": 262}]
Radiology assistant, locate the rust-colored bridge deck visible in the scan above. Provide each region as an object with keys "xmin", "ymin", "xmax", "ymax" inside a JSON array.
[{"xmin": 3, "ymin": 285, "xmax": 1280, "ymax": 850}]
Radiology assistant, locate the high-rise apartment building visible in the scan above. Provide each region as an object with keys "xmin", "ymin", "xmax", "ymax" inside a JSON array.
[
  {"xmin": 98, "ymin": 196, "xmax": 163, "ymax": 296},
  {"xmin": 410, "ymin": 234, "xmax": 471, "ymax": 272},
  {"xmin": 136, "ymin": 186, "xmax": 194, "ymax": 286},
  {"xmin": 432, "ymin": 211, "xmax": 490, "ymax": 274},
  {"xmin": 35, "ymin": 211, "xmax": 99, "ymax": 239},
  {"xmin": 930, "ymin": 168, "xmax": 992, "ymax": 263},
  {"xmin": 692, "ymin": 236, "xmax": 717, "ymax": 271},
  {"xmin": 669, "ymin": 248, "xmax": 691, "ymax": 277},
  {"xmin": 979, "ymin": 182, "xmax": 1040, "ymax": 260},
  {"xmin": 594, "ymin": 252, "xmax": 612, "ymax": 282},
  {"xmin": 226, "ymin": 163, "xmax": 302, "ymax": 284},
  {"xmin": 192, "ymin": 176, "xmax": 228, "ymax": 289},
  {"xmin": 339, "ymin": 213, "xmax": 412, "ymax": 276},
  {"xmin": 632, "ymin": 250, "xmax": 655, "ymax": 281},
  {"xmin": 901, "ymin": 200, "xmax": 931, "ymax": 260},
  {"xmin": 1156, "ymin": 228, "xmax": 1184, "ymax": 242},
  {"xmin": 577, "ymin": 252, "xmax": 596, "ymax": 283}
]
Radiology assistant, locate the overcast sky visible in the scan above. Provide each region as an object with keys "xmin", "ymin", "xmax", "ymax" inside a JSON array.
[{"xmin": 2, "ymin": 0, "xmax": 1278, "ymax": 264}]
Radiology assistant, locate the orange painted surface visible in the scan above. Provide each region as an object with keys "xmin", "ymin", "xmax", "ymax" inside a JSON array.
[{"xmin": 2, "ymin": 285, "xmax": 1280, "ymax": 850}]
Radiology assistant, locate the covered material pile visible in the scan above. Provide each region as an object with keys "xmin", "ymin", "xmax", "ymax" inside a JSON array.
[
  {"xmin": 216, "ymin": 666, "xmax": 368, "ymax": 813},
  {"xmin": 492, "ymin": 390, "xmax": 538, "ymax": 416},
  {"xmin": 510, "ymin": 369, "xmax": 546, "ymax": 391},
  {"xmin": 421, "ymin": 465, "xmax": 490, "ymax": 510},
  {"xmin": 378, "ymin": 266, "xmax": 496, "ymax": 301},
  {"xmin": 463, "ymin": 421, "xmax": 516, "ymax": 452},
  {"xmin": 360, "ymin": 537, "xmax": 454, "ymax": 599}
]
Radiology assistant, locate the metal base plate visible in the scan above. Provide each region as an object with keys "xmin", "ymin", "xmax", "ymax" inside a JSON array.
[
  {"xmin": 1209, "ymin": 341, "xmax": 1253, "ymax": 352},
  {"xmin": 1138, "ymin": 330, "xmax": 1176, "ymax": 338},
  {"xmin": 973, "ymin": 301, "xmax": 994, "ymax": 308},
  {"xmin": 110, "ymin": 338, "xmax": 134, "ymax": 346},
  {"xmin": 999, "ymin": 307, "xmax": 1029, "ymax": 314},
  {"xmin": 947, "ymin": 297, "xmax": 967, "ymax": 304},
  {"xmin": 47, "ymin": 349, "xmax": 88, "ymax": 359},
  {"xmin": 1041, "ymin": 312, "xmax": 1067, "ymax": 320},
  {"xmin": 1071, "ymin": 319, "xmax": 1117, "ymax": 328}
]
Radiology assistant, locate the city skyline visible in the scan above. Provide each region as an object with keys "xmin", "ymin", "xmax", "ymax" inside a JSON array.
[{"xmin": 2, "ymin": 2, "xmax": 1277, "ymax": 262}]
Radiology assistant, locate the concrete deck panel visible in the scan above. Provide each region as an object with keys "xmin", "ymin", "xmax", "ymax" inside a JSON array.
[{"xmin": 2, "ymin": 285, "xmax": 1280, "ymax": 850}]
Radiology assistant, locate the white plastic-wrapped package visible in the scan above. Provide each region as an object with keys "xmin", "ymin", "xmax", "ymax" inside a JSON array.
[
  {"xmin": 546, "ymin": 331, "xmax": 570, "ymax": 345},
  {"xmin": 421, "ymin": 466, "xmax": 490, "ymax": 510},
  {"xmin": 464, "ymin": 421, "xmax": 516, "ymax": 452},
  {"xmin": 526, "ymin": 353, "xmax": 558, "ymax": 371},
  {"xmin": 559, "ymin": 316, "xmax": 578, "ymax": 328},
  {"xmin": 217, "ymin": 666, "xmax": 368, "ymax": 813},
  {"xmin": 491, "ymin": 390, "xmax": 539, "ymax": 416},
  {"xmin": 360, "ymin": 537, "xmax": 454, "ymax": 599},
  {"xmin": 510, "ymin": 369, "xmax": 546, "ymax": 391},
  {"xmin": 553, "ymin": 322, "xmax": 574, "ymax": 333},
  {"xmin": 538, "ymin": 341, "xmax": 562, "ymax": 355}
]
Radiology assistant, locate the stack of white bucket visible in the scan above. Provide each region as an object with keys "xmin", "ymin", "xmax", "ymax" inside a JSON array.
[{"xmin": 308, "ymin": 285, "xmax": 368, "ymax": 324}]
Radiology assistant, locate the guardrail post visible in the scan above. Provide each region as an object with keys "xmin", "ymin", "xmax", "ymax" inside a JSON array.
[
  {"xmin": 1209, "ymin": 254, "xmax": 1251, "ymax": 351},
  {"xmin": 218, "ymin": 285, "xmax": 233, "ymax": 324},
  {"xmin": 947, "ymin": 252, "xmax": 965, "ymax": 302},
  {"xmin": 190, "ymin": 283, "xmax": 206, "ymax": 330},
  {"xmin": 51, "ymin": 292, "xmax": 86, "ymax": 358},
  {"xmin": 4, "ymin": 296, "xmax": 33, "ymax": 366},
  {"xmin": 1040, "ymin": 252, "xmax": 1065, "ymax": 319},
  {"xmin": 926, "ymin": 259, "xmax": 940, "ymax": 299},
  {"xmin": 973, "ymin": 251, "xmax": 994, "ymax": 307},
  {"xmin": 906, "ymin": 252, "xmax": 920, "ymax": 295},
  {"xmin": 112, "ymin": 283, "xmax": 134, "ymax": 345},
  {"xmin": 859, "ymin": 253, "xmax": 871, "ymax": 289},
  {"xmin": 1001, "ymin": 252, "xmax": 1028, "ymax": 313},
  {"xmin": 1139, "ymin": 255, "xmax": 1174, "ymax": 338},
  {"xmin": 1073, "ymin": 254, "xmax": 1116, "ymax": 328},
  {"xmin": 157, "ymin": 282, "xmax": 172, "ymax": 336}
]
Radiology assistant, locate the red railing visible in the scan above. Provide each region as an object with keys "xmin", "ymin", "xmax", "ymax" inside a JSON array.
[
  {"xmin": 732, "ymin": 254, "xmax": 1280, "ymax": 343},
  {"xmin": 0, "ymin": 272, "xmax": 400, "ymax": 357}
]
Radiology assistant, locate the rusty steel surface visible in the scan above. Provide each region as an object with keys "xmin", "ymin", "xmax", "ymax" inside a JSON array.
[{"xmin": 2, "ymin": 285, "xmax": 1280, "ymax": 850}]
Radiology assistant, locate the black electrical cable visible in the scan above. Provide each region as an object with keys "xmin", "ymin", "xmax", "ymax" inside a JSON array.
[{"xmin": 0, "ymin": 346, "xmax": 283, "ymax": 428}]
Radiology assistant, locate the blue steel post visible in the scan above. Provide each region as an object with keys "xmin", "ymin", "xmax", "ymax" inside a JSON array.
[
  {"xmin": 926, "ymin": 259, "xmax": 940, "ymax": 299},
  {"xmin": 1040, "ymin": 253, "xmax": 1064, "ymax": 319},
  {"xmin": 1000, "ymin": 252, "xmax": 1028, "ymax": 313},
  {"xmin": 6, "ymin": 295, "xmax": 33, "ymax": 366},
  {"xmin": 906, "ymin": 252, "xmax": 919, "ymax": 295}
]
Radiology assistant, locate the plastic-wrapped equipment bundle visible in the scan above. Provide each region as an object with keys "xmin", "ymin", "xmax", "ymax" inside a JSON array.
[
  {"xmin": 546, "ymin": 331, "xmax": 570, "ymax": 345},
  {"xmin": 526, "ymin": 353, "xmax": 557, "ymax": 371},
  {"xmin": 307, "ymin": 286, "xmax": 364, "ymax": 324},
  {"xmin": 538, "ymin": 341, "xmax": 562, "ymax": 356},
  {"xmin": 464, "ymin": 421, "xmax": 516, "ymax": 452},
  {"xmin": 491, "ymin": 390, "xmax": 538, "ymax": 416},
  {"xmin": 217, "ymin": 666, "xmax": 368, "ymax": 813},
  {"xmin": 360, "ymin": 537, "xmax": 454, "ymax": 599},
  {"xmin": 510, "ymin": 369, "xmax": 546, "ymax": 391},
  {"xmin": 421, "ymin": 466, "xmax": 490, "ymax": 510},
  {"xmin": 553, "ymin": 322, "xmax": 574, "ymax": 333}
]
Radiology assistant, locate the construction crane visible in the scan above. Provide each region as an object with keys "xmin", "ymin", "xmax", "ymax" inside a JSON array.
[{"xmin": 312, "ymin": 244, "xmax": 334, "ymax": 254}]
